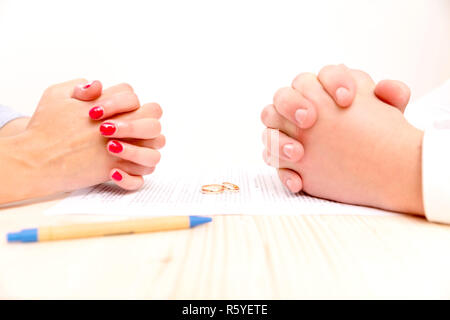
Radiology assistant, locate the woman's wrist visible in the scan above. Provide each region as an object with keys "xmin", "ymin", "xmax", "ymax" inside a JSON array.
[
  {"xmin": 0, "ymin": 130, "xmax": 53, "ymax": 204},
  {"xmin": 0, "ymin": 117, "xmax": 30, "ymax": 137}
]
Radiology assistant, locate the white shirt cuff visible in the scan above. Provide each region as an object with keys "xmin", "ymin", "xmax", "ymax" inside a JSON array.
[{"xmin": 422, "ymin": 127, "xmax": 450, "ymax": 224}]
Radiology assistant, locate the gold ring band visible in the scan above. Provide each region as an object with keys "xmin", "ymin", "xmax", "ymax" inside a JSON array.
[
  {"xmin": 222, "ymin": 182, "xmax": 240, "ymax": 192},
  {"xmin": 201, "ymin": 184, "xmax": 225, "ymax": 194}
]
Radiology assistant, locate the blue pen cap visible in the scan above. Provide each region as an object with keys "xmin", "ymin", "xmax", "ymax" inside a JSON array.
[
  {"xmin": 189, "ymin": 216, "xmax": 212, "ymax": 228},
  {"xmin": 7, "ymin": 228, "xmax": 38, "ymax": 243}
]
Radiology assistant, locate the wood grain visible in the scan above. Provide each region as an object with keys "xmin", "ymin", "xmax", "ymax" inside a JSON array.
[{"xmin": 1, "ymin": 196, "xmax": 450, "ymax": 299}]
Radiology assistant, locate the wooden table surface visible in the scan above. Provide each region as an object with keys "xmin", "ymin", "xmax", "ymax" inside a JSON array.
[{"xmin": 1, "ymin": 195, "xmax": 450, "ymax": 299}]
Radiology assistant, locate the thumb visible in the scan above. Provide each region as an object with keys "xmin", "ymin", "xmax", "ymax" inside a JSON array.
[
  {"xmin": 374, "ymin": 80, "xmax": 411, "ymax": 113},
  {"xmin": 71, "ymin": 80, "xmax": 103, "ymax": 101}
]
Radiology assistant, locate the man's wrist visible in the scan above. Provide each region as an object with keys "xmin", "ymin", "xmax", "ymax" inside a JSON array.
[{"xmin": 394, "ymin": 124, "xmax": 424, "ymax": 215}]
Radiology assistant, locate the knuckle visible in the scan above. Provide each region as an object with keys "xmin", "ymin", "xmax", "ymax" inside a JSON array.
[
  {"xmin": 142, "ymin": 149, "xmax": 161, "ymax": 167},
  {"xmin": 318, "ymin": 64, "xmax": 336, "ymax": 78},
  {"xmin": 273, "ymin": 87, "xmax": 289, "ymax": 105},
  {"xmin": 261, "ymin": 105, "xmax": 281, "ymax": 128},
  {"xmin": 152, "ymin": 150, "xmax": 161, "ymax": 165},
  {"xmin": 142, "ymin": 102, "xmax": 163, "ymax": 118},
  {"xmin": 337, "ymin": 63, "xmax": 348, "ymax": 70},
  {"xmin": 294, "ymin": 125, "xmax": 303, "ymax": 140},
  {"xmin": 349, "ymin": 69, "xmax": 374, "ymax": 84},
  {"xmin": 129, "ymin": 92, "xmax": 140, "ymax": 105},
  {"xmin": 291, "ymin": 72, "xmax": 317, "ymax": 89},
  {"xmin": 127, "ymin": 121, "xmax": 136, "ymax": 137},
  {"xmin": 152, "ymin": 119, "xmax": 162, "ymax": 134},
  {"xmin": 260, "ymin": 104, "xmax": 273, "ymax": 123},
  {"xmin": 151, "ymin": 102, "xmax": 163, "ymax": 117},
  {"xmin": 143, "ymin": 167, "xmax": 156, "ymax": 175},
  {"xmin": 278, "ymin": 169, "xmax": 288, "ymax": 181},
  {"xmin": 274, "ymin": 88, "xmax": 302, "ymax": 117},
  {"xmin": 126, "ymin": 145, "xmax": 138, "ymax": 160},
  {"xmin": 118, "ymin": 82, "xmax": 134, "ymax": 92},
  {"xmin": 44, "ymin": 84, "xmax": 59, "ymax": 96},
  {"xmin": 156, "ymin": 135, "xmax": 166, "ymax": 148},
  {"xmin": 318, "ymin": 64, "xmax": 348, "ymax": 82},
  {"xmin": 74, "ymin": 78, "xmax": 88, "ymax": 85}
]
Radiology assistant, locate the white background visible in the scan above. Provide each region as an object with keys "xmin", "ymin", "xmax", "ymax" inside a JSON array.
[{"xmin": 0, "ymin": 0, "xmax": 449, "ymax": 169}]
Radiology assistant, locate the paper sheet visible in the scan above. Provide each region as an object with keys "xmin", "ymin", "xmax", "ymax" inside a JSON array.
[{"xmin": 46, "ymin": 167, "xmax": 394, "ymax": 217}]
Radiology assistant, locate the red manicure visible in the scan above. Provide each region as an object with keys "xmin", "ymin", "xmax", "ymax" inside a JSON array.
[
  {"xmin": 100, "ymin": 122, "xmax": 116, "ymax": 136},
  {"xmin": 89, "ymin": 106, "xmax": 104, "ymax": 120},
  {"xmin": 112, "ymin": 171, "xmax": 123, "ymax": 181},
  {"xmin": 108, "ymin": 140, "xmax": 123, "ymax": 153},
  {"xmin": 82, "ymin": 83, "xmax": 92, "ymax": 89}
]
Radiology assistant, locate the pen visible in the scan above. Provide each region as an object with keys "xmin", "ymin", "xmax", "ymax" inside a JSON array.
[{"xmin": 6, "ymin": 215, "xmax": 212, "ymax": 243}]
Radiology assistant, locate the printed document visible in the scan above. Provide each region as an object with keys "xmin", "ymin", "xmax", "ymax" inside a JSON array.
[{"xmin": 46, "ymin": 167, "xmax": 394, "ymax": 217}]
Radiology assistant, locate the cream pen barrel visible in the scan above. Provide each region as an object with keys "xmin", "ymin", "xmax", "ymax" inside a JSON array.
[{"xmin": 6, "ymin": 216, "xmax": 212, "ymax": 243}]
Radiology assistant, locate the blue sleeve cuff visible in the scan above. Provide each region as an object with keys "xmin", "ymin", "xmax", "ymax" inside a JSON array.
[{"xmin": 0, "ymin": 105, "xmax": 27, "ymax": 129}]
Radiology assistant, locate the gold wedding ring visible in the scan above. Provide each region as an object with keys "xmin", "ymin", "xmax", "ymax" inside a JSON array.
[
  {"xmin": 201, "ymin": 184, "xmax": 225, "ymax": 194},
  {"xmin": 222, "ymin": 182, "xmax": 240, "ymax": 192},
  {"xmin": 201, "ymin": 182, "xmax": 240, "ymax": 194}
]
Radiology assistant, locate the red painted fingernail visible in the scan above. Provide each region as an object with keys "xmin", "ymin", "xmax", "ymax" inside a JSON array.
[
  {"xmin": 108, "ymin": 140, "xmax": 123, "ymax": 153},
  {"xmin": 82, "ymin": 82, "xmax": 92, "ymax": 89},
  {"xmin": 100, "ymin": 122, "xmax": 116, "ymax": 136},
  {"xmin": 112, "ymin": 170, "xmax": 123, "ymax": 181},
  {"xmin": 89, "ymin": 106, "xmax": 104, "ymax": 120}
]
